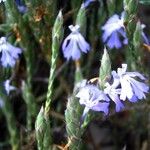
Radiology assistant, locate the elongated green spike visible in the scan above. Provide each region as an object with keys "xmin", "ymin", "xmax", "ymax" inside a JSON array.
[
  {"xmin": 22, "ymin": 81, "xmax": 37, "ymax": 131},
  {"xmin": 123, "ymin": 0, "xmax": 139, "ymax": 70},
  {"xmin": 107, "ymin": 0, "xmax": 116, "ymax": 16},
  {"xmin": 75, "ymin": 4, "xmax": 86, "ymax": 34},
  {"xmin": 35, "ymin": 107, "xmax": 52, "ymax": 150},
  {"xmin": 99, "ymin": 48, "xmax": 111, "ymax": 89},
  {"xmin": 65, "ymin": 95, "xmax": 84, "ymax": 150},
  {"xmin": 35, "ymin": 11, "xmax": 63, "ymax": 150},
  {"xmin": 133, "ymin": 21, "xmax": 142, "ymax": 50},
  {"xmin": 45, "ymin": 10, "xmax": 63, "ymax": 115}
]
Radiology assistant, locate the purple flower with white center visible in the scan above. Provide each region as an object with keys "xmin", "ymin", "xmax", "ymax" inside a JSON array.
[
  {"xmin": 76, "ymin": 85, "xmax": 110, "ymax": 118},
  {"xmin": 62, "ymin": 25, "xmax": 90, "ymax": 60},
  {"xmin": 112, "ymin": 64, "xmax": 149, "ymax": 102},
  {"xmin": 102, "ymin": 12, "xmax": 128, "ymax": 49},
  {"xmin": 0, "ymin": 37, "xmax": 22, "ymax": 67},
  {"xmin": 104, "ymin": 82, "xmax": 124, "ymax": 112},
  {"xmin": 4, "ymin": 80, "xmax": 16, "ymax": 95}
]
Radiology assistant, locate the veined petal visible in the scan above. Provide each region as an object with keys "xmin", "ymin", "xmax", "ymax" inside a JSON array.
[
  {"xmin": 1, "ymin": 51, "xmax": 15, "ymax": 67},
  {"xmin": 130, "ymin": 81, "xmax": 146, "ymax": 99},
  {"xmin": 128, "ymin": 95, "xmax": 138, "ymax": 102},
  {"xmin": 129, "ymin": 78, "xmax": 149, "ymax": 99},
  {"xmin": 107, "ymin": 31, "xmax": 122, "ymax": 49},
  {"xmin": 4, "ymin": 80, "xmax": 16, "ymax": 95},
  {"xmin": 142, "ymin": 32, "xmax": 149, "ymax": 45},
  {"xmin": 0, "ymin": 37, "xmax": 22, "ymax": 67},
  {"xmin": 62, "ymin": 25, "xmax": 90, "ymax": 60},
  {"xmin": 102, "ymin": 14, "xmax": 120, "ymax": 29},
  {"xmin": 109, "ymin": 93, "xmax": 124, "ymax": 112},
  {"xmin": 120, "ymin": 77, "xmax": 133, "ymax": 100},
  {"xmin": 71, "ymin": 40, "xmax": 81, "ymax": 60},
  {"xmin": 62, "ymin": 34, "xmax": 72, "ymax": 51},
  {"xmin": 76, "ymin": 84, "xmax": 110, "ymax": 114},
  {"xmin": 62, "ymin": 38, "xmax": 75, "ymax": 60},
  {"xmin": 77, "ymin": 34, "xmax": 90, "ymax": 53},
  {"xmin": 92, "ymin": 102, "xmax": 109, "ymax": 114},
  {"xmin": 125, "ymin": 72, "xmax": 146, "ymax": 80}
]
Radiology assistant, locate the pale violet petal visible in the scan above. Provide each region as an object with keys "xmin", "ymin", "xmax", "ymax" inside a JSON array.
[
  {"xmin": 71, "ymin": 40, "xmax": 81, "ymax": 60},
  {"xmin": 4, "ymin": 80, "xmax": 16, "ymax": 95},
  {"xmin": 77, "ymin": 34, "xmax": 90, "ymax": 53},
  {"xmin": 125, "ymin": 72, "xmax": 146, "ymax": 80},
  {"xmin": 107, "ymin": 31, "xmax": 122, "ymax": 49},
  {"xmin": 92, "ymin": 102, "xmax": 109, "ymax": 115},
  {"xmin": 62, "ymin": 34, "xmax": 72, "ymax": 51},
  {"xmin": 142, "ymin": 32, "xmax": 149, "ymax": 45},
  {"xmin": 62, "ymin": 25, "xmax": 90, "ymax": 60},
  {"xmin": 0, "ymin": 37, "xmax": 22, "ymax": 67}
]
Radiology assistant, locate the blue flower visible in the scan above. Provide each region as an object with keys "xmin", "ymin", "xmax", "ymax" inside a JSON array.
[
  {"xmin": 112, "ymin": 64, "xmax": 149, "ymax": 102},
  {"xmin": 62, "ymin": 25, "xmax": 90, "ymax": 60},
  {"xmin": 0, "ymin": 37, "xmax": 22, "ymax": 67},
  {"xmin": 4, "ymin": 79, "xmax": 16, "ymax": 95},
  {"xmin": 104, "ymin": 82, "xmax": 124, "ymax": 112},
  {"xmin": 76, "ymin": 84, "xmax": 110, "ymax": 118},
  {"xmin": 15, "ymin": 0, "xmax": 27, "ymax": 14},
  {"xmin": 102, "ymin": 12, "xmax": 128, "ymax": 49}
]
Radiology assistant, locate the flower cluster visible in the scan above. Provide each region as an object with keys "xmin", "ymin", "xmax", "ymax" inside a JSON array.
[
  {"xmin": 62, "ymin": 25, "xmax": 90, "ymax": 60},
  {"xmin": 102, "ymin": 12, "xmax": 149, "ymax": 49},
  {"xmin": 0, "ymin": 37, "xmax": 22, "ymax": 67},
  {"xmin": 76, "ymin": 64, "xmax": 149, "ymax": 117},
  {"xmin": 76, "ymin": 84, "xmax": 110, "ymax": 118}
]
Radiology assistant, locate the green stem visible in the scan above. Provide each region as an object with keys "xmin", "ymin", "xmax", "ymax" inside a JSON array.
[
  {"xmin": 0, "ymin": 93, "xmax": 20, "ymax": 150},
  {"xmin": 5, "ymin": 0, "xmax": 37, "ymax": 130}
]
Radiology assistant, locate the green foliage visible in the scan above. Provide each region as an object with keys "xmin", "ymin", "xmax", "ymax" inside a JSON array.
[
  {"xmin": 0, "ymin": 86, "xmax": 20, "ymax": 150},
  {"xmin": 139, "ymin": 0, "xmax": 150, "ymax": 5}
]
